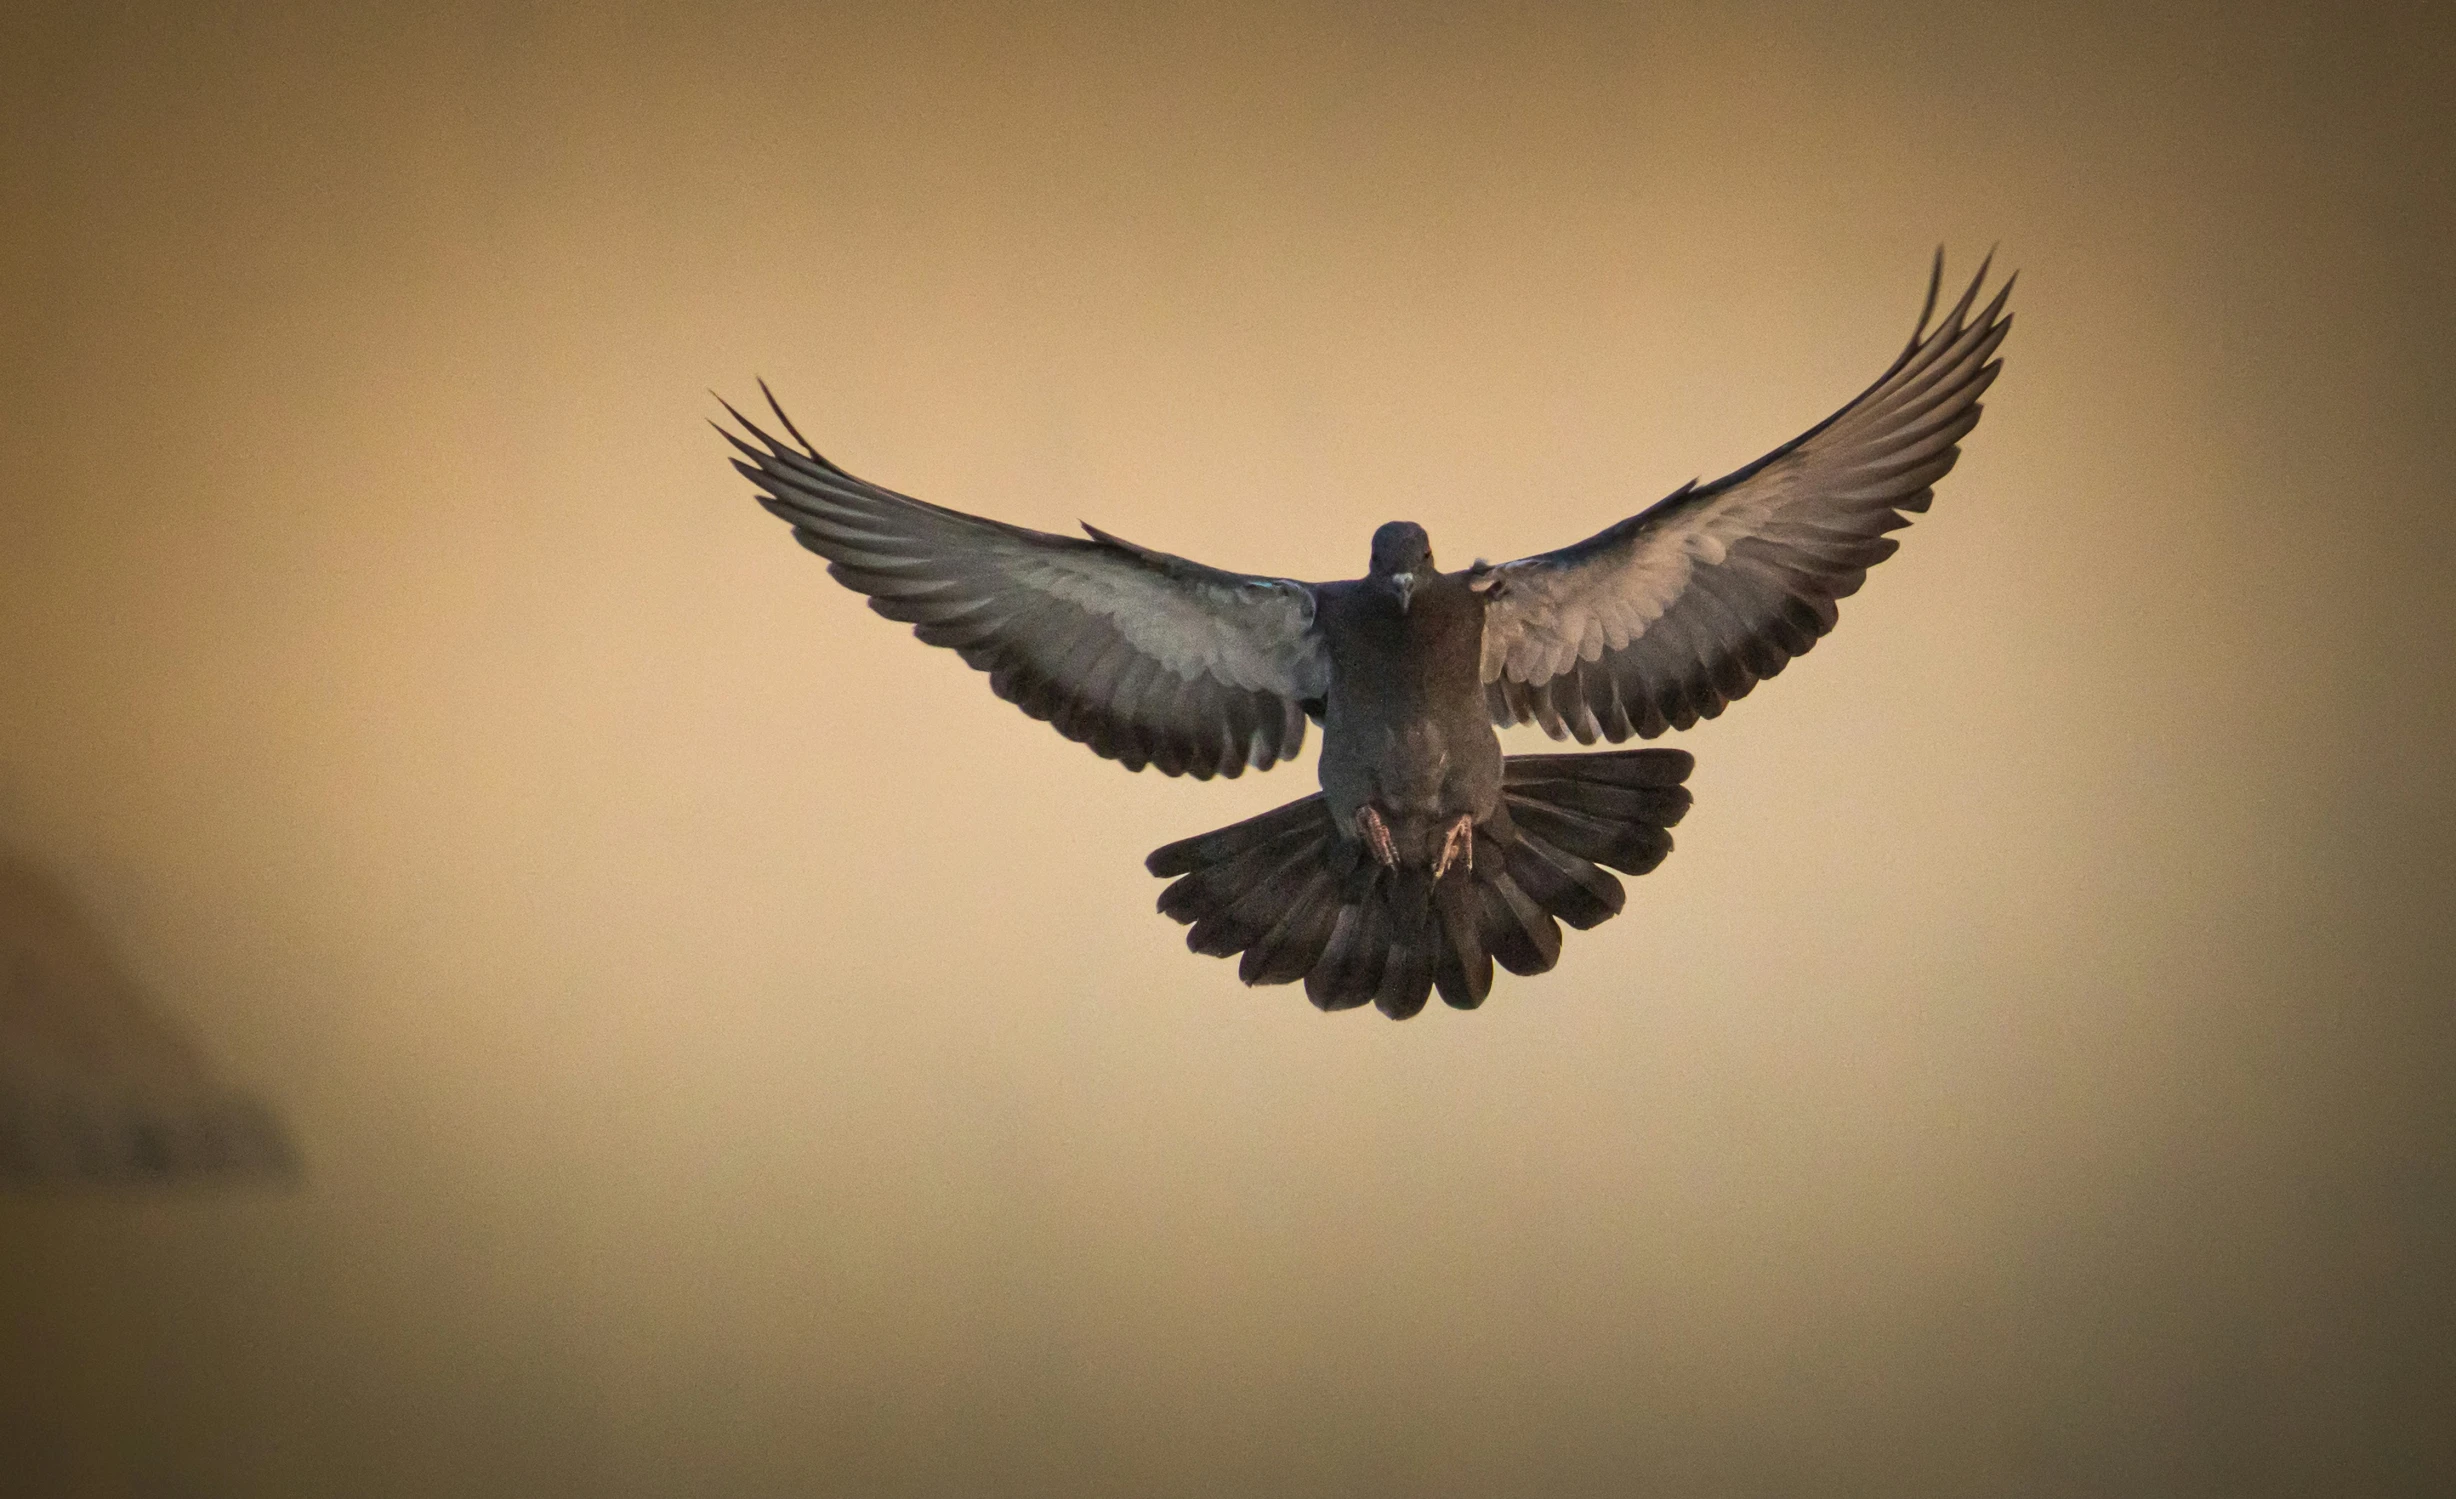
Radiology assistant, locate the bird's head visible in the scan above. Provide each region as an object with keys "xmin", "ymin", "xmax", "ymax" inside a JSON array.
[
  {"xmin": 1369, "ymin": 521, "xmax": 1433, "ymax": 611},
  {"xmin": 1369, "ymin": 522, "xmax": 1434, "ymax": 609}
]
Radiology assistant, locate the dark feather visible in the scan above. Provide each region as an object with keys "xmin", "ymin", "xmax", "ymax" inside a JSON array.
[
  {"xmin": 1239, "ymin": 862, "xmax": 1343, "ymax": 985},
  {"xmin": 1148, "ymin": 795, "xmax": 1330, "ymax": 877},
  {"xmin": 1186, "ymin": 834, "xmax": 1329, "ymax": 957},
  {"xmin": 1374, "ymin": 932, "xmax": 1437, "ymax": 1020},
  {"xmin": 1503, "ymin": 779, "xmax": 1692, "ymax": 823},
  {"xmin": 1156, "ymin": 818, "xmax": 1323, "ymax": 926},
  {"xmin": 1307, "ymin": 879, "xmax": 1391, "ymax": 1011},
  {"xmin": 1479, "ymin": 867, "xmax": 1562, "ymax": 977},
  {"xmin": 1432, "ymin": 874, "xmax": 1494, "ymax": 1009},
  {"xmin": 1502, "ymin": 832, "xmax": 1625, "ymax": 931}
]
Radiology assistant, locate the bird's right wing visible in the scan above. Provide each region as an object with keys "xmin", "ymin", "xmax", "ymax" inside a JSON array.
[{"xmin": 724, "ymin": 392, "xmax": 1331, "ymax": 779}]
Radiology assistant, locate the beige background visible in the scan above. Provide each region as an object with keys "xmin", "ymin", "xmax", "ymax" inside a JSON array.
[{"xmin": 3, "ymin": 1, "xmax": 2450, "ymax": 1494}]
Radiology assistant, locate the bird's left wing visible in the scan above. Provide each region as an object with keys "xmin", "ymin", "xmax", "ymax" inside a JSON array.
[
  {"xmin": 1478, "ymin": 253, "xmax": 2013, "ymax": 741},
  {"xmin": 724, "ymin": 392, "xmax": 1330, "ymax": 779}
]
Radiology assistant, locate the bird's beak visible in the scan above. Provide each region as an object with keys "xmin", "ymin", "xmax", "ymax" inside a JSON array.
[{"xmin": 1392, "ymin": 572, "xmax": 1415, "ymax": 612}]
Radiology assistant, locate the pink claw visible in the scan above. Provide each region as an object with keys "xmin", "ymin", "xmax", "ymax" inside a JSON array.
[
  {"xmin": 1433, "ymin": 814, "xmax": 1475, "ymax": 880},
  {"xmin": 1355, "ymin": 806, "xmax": 1400, "ymax": 868}
]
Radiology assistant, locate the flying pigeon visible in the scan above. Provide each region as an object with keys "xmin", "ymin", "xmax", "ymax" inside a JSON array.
[{"xmin": 724, "ymin": 254, "xmax": 2012, "ymax": 1018}]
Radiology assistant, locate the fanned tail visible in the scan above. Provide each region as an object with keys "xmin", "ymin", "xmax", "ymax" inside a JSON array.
[{"xmin": 1147, "ymin": 748, "xmax": 1694, "ymax": 1018}]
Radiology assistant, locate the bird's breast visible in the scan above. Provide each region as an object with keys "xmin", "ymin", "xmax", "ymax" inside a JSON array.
[{"xmin": 1316, "ymin": 576, "xmax": 1500, "ymax": 827}]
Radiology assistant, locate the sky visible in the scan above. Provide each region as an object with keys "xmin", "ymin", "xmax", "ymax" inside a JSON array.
[{"xmin": 2, "ymin": 1, "xmax": 2451, "ymax": 1494}]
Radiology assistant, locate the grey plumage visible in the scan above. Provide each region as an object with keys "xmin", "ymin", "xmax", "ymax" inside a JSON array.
[
  {"xmin": 727, "ymin": 254, "xmax": 2011, "ymax": 1016},
  {"xmin": 1477, "ymin": 253, "xmax": 2014, "ymax": 741},
  {"xmin": 718, "ymin": 401, "xmax": 1329, "ymax": 780}
]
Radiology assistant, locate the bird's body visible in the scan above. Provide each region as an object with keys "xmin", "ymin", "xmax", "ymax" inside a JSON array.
[
  {"xmin": 725, "ymin": 254, "xmax": 2013, "ymax": 1016},
  {"xmin": 1313, "ymin": 533, "xmax": 1502, "ymax": 867}
]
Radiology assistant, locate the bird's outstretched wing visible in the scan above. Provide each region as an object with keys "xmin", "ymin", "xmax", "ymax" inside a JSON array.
[
  {"xmin": 724, "ymin": 391, "xmax": 1331, "ymax": 778},
  {"xmin": 1478, "ymin": 253, "xmax": 2013, "ymax": 741}
]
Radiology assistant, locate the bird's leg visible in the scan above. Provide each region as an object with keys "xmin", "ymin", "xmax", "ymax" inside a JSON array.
[
  {"xmin": 1354, "ymin": 805, "xmax": 1400, "ymax": 868},
  {"xmin": 1432, "ymin": 813, "xmax": 1476, "ymax": 880}
]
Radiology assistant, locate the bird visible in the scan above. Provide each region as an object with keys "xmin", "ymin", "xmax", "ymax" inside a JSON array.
[{"xmin": 722, "ymin": 253, "xmax": 2012, "ymax": 1018}]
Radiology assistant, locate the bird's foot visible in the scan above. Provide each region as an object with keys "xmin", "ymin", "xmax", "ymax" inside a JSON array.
[
  {"xmin": 1355, "ymin": 806, "xmax": 1400, "ymax": 868},
  {"xmin": 1432, "ymin": 814, "xmax": 1476, "ymax": 880}
]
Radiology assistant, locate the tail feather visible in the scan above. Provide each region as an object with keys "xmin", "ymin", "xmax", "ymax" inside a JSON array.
[
  {"xmin": 1480, "ymin": 869, "xmax": 1563, "ymax": 976},
  {"xmin": 1372, "ymin": 868, "xmax": 1439, "ymax": 1019},
  {"xmin": 1156, "ymin": 818, "xmax": 1321, "ymax": 927},
  {"xmin": 1505, "ymin": 797, "xmax": 1675, "ymax": 876},
  {"xmin": 1152, "ymin": 748, "xmax": 1694, "ymax": 1017},
  {"xmin": 1147, "ymin": 794, "xmax": 1330, "ymax": 878},
  {"xmin": 1504, "ymin": 750, "xmax": 1693, "ymax": 788},
  {"xmin": 1187, "ymin": 833, "xmax": 1331, "ymax": 957},
  {"xmin": 1306, "ymin": 883, "xmax": 1388, "ymax": 1011},
  {"xmin": 1502, "ymin": 830, "xmax": 1626, "ymax": 931},
  {"xmin": 1506, "ymin": 778, "xmax": 1691, "ymax": 822},
  {"xmin": 1431, "ymin": 875, "xmax": 1494, "ymax": 1009},
  {"xmin": 1375, "ymin": 936, "xmax": 1437, "ymax": 1019},
  {"xmin": 1238, "ymin": 861, "xmax": 1342, "ymax": 984}
]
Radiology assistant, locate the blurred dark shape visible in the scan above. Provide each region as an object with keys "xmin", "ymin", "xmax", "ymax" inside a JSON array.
[{"xmin": 0, "ymin": 855, "xmax": 299, "ymax": 1186}]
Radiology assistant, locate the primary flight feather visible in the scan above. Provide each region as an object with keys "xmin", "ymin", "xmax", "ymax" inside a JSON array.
[{"xmin": 725, "ymin": 253, "xmax": 2013, "ymax": 1018}]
